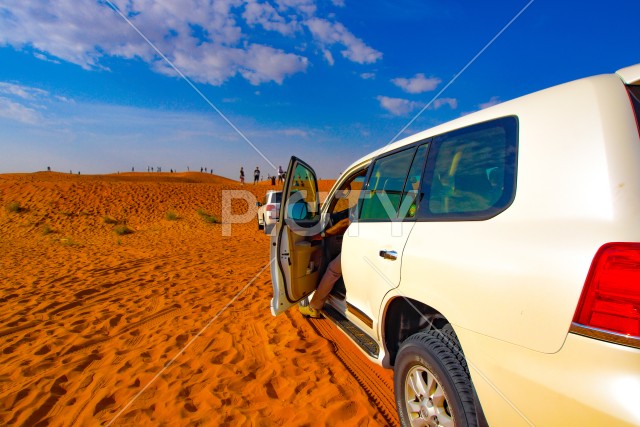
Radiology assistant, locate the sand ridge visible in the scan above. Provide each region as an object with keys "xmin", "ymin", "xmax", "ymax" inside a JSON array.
[{"xmin": 0, "ymin": 172, "xmax": 394, "ymax": 426}]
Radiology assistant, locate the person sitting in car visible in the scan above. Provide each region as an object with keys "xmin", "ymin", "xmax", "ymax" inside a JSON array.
[{"xmin": 298, "ymin": 217, "xmax": 351, "ymax": 318}]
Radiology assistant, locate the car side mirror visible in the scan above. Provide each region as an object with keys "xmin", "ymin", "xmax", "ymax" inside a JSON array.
[{"xmin": 256, "ymin": 202, "xmax": 262, "ymax": 207}]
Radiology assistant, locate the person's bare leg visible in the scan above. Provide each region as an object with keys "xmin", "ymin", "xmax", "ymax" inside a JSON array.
[{"xmin": 309, "ymin": 253, "xmax": 342, "ymax": 310}]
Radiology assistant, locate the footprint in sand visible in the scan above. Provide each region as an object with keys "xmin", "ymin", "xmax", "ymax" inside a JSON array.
[
  {"xmin": 184, "ymin": 399, "xmax": 197, "ymax": 413},
  {"xmin": 34, "ymin": 344, "xmax": 51, "ymax": 356},
  {"xmin": 93, "ymin": 394, "xmax": 116, "ymax": 416},
  {"xmin": 108, "ymin": 314, "xmax": 122, "ymax": 328}
]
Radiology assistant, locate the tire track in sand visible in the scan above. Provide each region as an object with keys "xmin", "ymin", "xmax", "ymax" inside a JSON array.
[{"xmin": 309, "ymin": 318, "xmax": 400, "ymax": 427}]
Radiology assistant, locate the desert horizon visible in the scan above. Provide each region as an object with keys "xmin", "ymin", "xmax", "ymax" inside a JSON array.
[{"xmin": 0, "ymin": 171, "xmax": 397, "ymax": 426}]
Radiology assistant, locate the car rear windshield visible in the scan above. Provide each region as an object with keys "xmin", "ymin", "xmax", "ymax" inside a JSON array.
[
  {"xmin": 627, "ymin": 85, "xmax": 640, "ymax": 136},
  {"xmin": 272, "ymin": 192, "xmax": 282, "ymax": 204}
]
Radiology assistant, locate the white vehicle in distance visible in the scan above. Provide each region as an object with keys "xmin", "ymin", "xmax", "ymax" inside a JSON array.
[
  {"xmin": 257, "ymin": 190, "xmax": 281, "ymax": 234},
  {"xmin": 270, "ymin": 64, "xmax": 640, "ymax": 426}
]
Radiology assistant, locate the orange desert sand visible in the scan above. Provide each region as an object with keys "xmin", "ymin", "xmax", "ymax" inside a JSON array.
[{"xmin": 0, "ymin": 171, "xmax": 397, "ymax": 426}]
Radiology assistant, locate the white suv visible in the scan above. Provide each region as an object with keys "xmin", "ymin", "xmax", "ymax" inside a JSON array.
[
  {"xmin": 271, "ymin": 64, "xmax": 640, "ymax": 426},
  {"xmin": 257, "ymin": 190, "xmax": 281, "ymax": 234}
]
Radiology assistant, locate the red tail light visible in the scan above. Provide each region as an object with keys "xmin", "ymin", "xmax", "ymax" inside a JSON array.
[
  {"xmin": 266, "ymin": 205, "xmax": 275, "ymax": 212},
  {"xmin": 573, "ymin": 243, "xmax": 640, "ymax": 338}
]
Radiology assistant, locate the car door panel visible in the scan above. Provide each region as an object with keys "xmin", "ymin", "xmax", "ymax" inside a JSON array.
[
  {"xmin": 341, "ymin": 222, "xmax": 416, "ymax": 332},
  {"xmin": 340, "ymin": 144, "xmax": 428, "ymax": 332},
  {"xmin": 271, "ymin": 157, "xmax": 322, "ymax": 315}
]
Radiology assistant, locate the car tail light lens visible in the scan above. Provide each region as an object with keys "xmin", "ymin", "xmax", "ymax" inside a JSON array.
[
  {"xmin": 266, "ymin": 205, "xmax": 275, "ymax": 212},
  {"xmin": 573, "ymin": 243, "xmax": 640, "ymax": 341}
]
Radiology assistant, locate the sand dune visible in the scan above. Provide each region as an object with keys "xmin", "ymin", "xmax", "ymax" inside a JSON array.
[{"xmin": 0, "ymin": 172, "xmax": 395, "ymax": 426}]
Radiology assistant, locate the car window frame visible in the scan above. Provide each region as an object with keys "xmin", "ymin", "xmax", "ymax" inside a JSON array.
[
  {"xmin": 397, "ymin": 143, "xmax": 430, "ymax": 220},
  {"xmin": 416, "ymin": 115, "xmax": 519, "ymax": 221},
  {"xmin": 325, "ymin": 168, "xmax": 368, "ymax": 217},
  {"xmin": 626, "ymin": 85, "xmax": 640, "ymax": 137},
  {"xmin": 357, "ymin": 140, "xmax": 431, "ymax": 223}
]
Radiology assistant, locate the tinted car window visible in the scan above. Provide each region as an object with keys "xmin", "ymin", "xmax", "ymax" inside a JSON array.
[
  {"xmin": 359, "ymin": 148, "xmax": 416, "ymax": 221},
  {"xmin": 272, "ymin": 192, "xmax": 282, "ymax": 204},
  {"xmin": 419, "ymin": 116, "xmax": 518, "ymax": 220},
  {"xmin": 287, "ymin": 163, "xmax": 319, "ymax": 221},
  {"xmin": 398, "ymin": 144, "xmax": 429, "ymax": 219}
]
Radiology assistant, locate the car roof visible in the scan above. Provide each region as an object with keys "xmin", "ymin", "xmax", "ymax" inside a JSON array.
[
  {"xmin": 346, "ymin": 63, "xmax": 639, "ymax": 170},
  {"xmin": 616, "ymin": 63, "xmax": 640, "ymax": 84}
]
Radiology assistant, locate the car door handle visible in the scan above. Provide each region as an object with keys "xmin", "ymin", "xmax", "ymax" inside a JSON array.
[{"xmin": 379, "ymin": 250, "xmax": 398, "ymax": 260}]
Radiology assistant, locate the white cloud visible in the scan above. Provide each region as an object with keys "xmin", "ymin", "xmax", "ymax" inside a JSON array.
[
  {"xmin": 243, "ymin": 0, "xmax": 300, "ymax": 35},
  {"xmin": 0, "ymin": 82, "xmax": 56, "ymax": 124},
  {"xmin": 331, "ymin": 0, "xmax": 346, "ymax": 6},
  {"xmin": 281, "ymin": 128, "xmax": 309, "ymax": 137},
  {"xmin": 0, "ymin": 0, "xmax": 374, "ymax": 86},
  {"xmin": 0, "ymin": 1, "xmax": 136, "ymax": 69},
  {"xmin": 305, "ymin": 17, "xmax": 382, "ymax": 64},
  {"xmin": 0, "ymin": 97, "xmax": 41, "ymax": 124},
  {"xmin": 323, "ymin": 49, "xmax": 335, "ymax": 65},
  {"xmin": 33, "ymin": 52, "xmax": 61, "ymax": 64},
  {"xmin": 392, "ymin": 73, "xmax": 441, "ymax": 94},
  {"xmin": 55, "ymin": 95, "xmax": 74, "ymax": 104},
  {"xmin": 239, "ymin": 44, "xmax": 309, "ymax": 85},
  {"xmin": 360, "ymin": 72, "xmax": 375, "ymax": 80},
  {"xmin": 433, "ymin": 97, "xmax": 457, "ymax": 109},
  {"xmin": 0, "ymin": 82, "xmax": 79, "ymax": 126},
  {"xmin": 151, "ymin": 42, "xmax": 308, "ymax": 86},
  {"xmin": 479, "ymin": 96, "xmax": 501, "ymax": 109},
  {"xmin": 0, "ymin": 82, "xmax": 49, "ymax": 100},
  {"xmin": 377, "ymin": 95, "xmax": 421, "ymax": 116},
  {"xmin": 275, "ymin": 0, "xmax": 317, "ymax": 16}
]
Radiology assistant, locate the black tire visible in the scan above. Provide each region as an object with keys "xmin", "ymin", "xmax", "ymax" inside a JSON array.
[{"xmin": 394, "ymin": 327, "xmax": 477, "ymax": 427}]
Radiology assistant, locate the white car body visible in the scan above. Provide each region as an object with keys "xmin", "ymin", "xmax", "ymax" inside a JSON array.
[
  {"xmin": 257, "ymin": 190, "xmax": 281, "ymax": 234},
  {"xmin": 271, "ymin": 64, "xmax": 640, "ymax": 426}
]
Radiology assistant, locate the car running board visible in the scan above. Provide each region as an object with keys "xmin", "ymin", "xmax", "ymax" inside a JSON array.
[{"xmin": 322, "ymin": 305, "xmax": 380, "ymax": 359}]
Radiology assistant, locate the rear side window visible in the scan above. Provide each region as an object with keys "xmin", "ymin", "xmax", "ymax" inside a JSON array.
[
  {"xmin": 418, "ymin": 116, "xmax": 518, "ymax": 220},
  {"xmin": 359, "ymin": 144, "xmax": 429, "ymax": 221},
  {"xmin": 272, "ymin": 192, "xmax": 282, "ymax": 204},
  {"xmin": 627, "ymin": 86, "xmax": 640, "ymax": 136}
]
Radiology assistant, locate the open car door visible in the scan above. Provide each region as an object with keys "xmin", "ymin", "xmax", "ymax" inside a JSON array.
[{"xmin": 270, "ymin": 157, "xmax": 322, "ymax": 315}]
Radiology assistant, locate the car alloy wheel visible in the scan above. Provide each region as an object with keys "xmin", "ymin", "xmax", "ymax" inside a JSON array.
[
  {"xmin": 403, "ymin": 364, "xmax": 452, "ymax": 426},
  {"xmin": 394, "ymin": 328, "xmax": 477, "ymax": 427}
]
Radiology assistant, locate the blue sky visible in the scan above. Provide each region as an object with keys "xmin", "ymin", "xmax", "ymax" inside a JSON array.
[{"xmin": 0, "ymin": 0, "xmax": 637, "ymax": 180}]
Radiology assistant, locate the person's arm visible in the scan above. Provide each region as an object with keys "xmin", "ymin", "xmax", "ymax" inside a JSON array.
[
  {"xmin": 309, "ymin": 218, "xmax": 350, "ymax": 241},
  {"xmin": 324, "ymin": 218, "xmax": 350, "ymax": 237}
]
